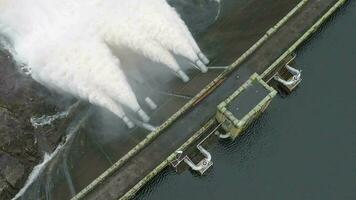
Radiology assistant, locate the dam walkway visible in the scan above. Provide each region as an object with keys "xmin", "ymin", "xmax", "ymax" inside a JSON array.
[{"xmin": 72, "ymin": 0, "xmax": 346, "ymax": 199}]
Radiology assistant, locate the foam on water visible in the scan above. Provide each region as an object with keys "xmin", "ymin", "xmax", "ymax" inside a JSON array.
[
  {"xmin": 0, "ymin": 0, "xmax": 210, "ymax": 127},
  {"xmin": 12, "ymin": 145, "xmax": 63, "ymax": 200},
  {"xmin": 30, "ymin": 102, "xmax": 80, "ymax": 128},
  {"xmin": 13, "ymin": 106, "xmax": 91, "ymax": 199}
]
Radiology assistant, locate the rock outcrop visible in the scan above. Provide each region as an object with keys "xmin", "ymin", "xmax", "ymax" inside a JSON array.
[{"xmin": 0, "ymin": 48, "xmax": 75, "ymax": 199}]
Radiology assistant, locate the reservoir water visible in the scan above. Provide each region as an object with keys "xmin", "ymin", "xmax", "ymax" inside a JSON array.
[{"xmin": 135, "ymin": 2, "xmax": 356, "ymax": 200}]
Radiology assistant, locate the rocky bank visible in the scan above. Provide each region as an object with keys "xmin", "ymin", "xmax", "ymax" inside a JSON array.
[{"xmin": 0, "ymin": 48, "xmax": 75, "ymax": 199}]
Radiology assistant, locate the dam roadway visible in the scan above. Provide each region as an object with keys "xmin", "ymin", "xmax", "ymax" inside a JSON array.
[{"xmin": 72, "ymin": 0, "xmax": 347, "ymax": 199}]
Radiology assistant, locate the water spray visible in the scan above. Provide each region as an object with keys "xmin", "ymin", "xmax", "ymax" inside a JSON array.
[{"xmin": 0, "ymin": 0, "xmax": 213, "ymax": 128}]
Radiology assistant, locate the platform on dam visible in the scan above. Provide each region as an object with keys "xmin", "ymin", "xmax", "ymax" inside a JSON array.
[
  {"xmin": 68, "ymin": 0, "xmax": 347, "ymax": 199},
  {"xmin": 216, "ymin": 73, "xmax": 277, "ymax": 140}
]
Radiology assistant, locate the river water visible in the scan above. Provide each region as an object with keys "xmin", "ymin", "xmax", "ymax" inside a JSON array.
[{"xmin": 135, "ymin": 2, "xmax": 356, "ymax": 200}]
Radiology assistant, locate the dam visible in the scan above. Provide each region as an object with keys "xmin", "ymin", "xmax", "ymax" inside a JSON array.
[
  {"xmin": 66, "ymin": 0, "xmax": 348, "ymax": 199},
  {"xmin": 2, "ymin": 0, "xmax": 348, "ymax": 199}
]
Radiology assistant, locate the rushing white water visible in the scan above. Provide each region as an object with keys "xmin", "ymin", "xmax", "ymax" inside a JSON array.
[
  {"xmin": 30, "ymin": 111, "xmax": 69, "ymax": 128},
  {"xmin": 12, "ymin": 108, "xmax": 90, "ymax": 200},
  {"xmin": 30, "ymin": 102, "xmax": 80, "ymax": 128},
  {"xmin": 0, "ymin": 0, "xmax": 210, "ymax": 128},
  {"xmin": 12, "ymin": 145, "xmax": 63, "ymax": 200},
  {"xmin": 99, "ymin": 0, "xmax": 209, "ymax": 75}
]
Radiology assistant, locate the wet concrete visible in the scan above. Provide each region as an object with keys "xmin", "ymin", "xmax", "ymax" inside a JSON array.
[{"xmin": 227, "ymin": 82, "xmax": 269, "ymax": 119}]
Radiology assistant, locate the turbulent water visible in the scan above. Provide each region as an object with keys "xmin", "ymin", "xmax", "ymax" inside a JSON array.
[
  {"xmin": 0, "ymin": 0, "xmax": 213, "ymax": 129},
  {"xmin": 14, "ymin": 108, "xmax": 91, "ymax": 200},
  {"xmin": 13, "ymin": 147, "xmax": 62, "ymax": 200}
]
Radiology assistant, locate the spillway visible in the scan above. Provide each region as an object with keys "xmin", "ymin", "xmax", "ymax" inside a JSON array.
[
  {"xmin": 0, "ymin": 0, "xmax": 210, "ymax": 129},
  {"xmin": 0, "ymin": 0, "xmax": 348, "ymax": 200}
]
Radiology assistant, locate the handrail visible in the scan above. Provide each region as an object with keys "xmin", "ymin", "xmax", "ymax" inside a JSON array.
[
  {"xmin": 274, "ymin": 65, "xmax": 301, "ymax": 86},
  {"xmin": 183, "ymin": 145, "xmax": 212, "ymax": 172}
]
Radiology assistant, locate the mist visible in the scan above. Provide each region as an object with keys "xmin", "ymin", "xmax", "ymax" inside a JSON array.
[{"xmin": 0, "ymin": 0, "xmax": 210, "ymax": 129}]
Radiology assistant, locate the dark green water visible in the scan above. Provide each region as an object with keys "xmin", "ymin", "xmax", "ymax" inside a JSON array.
[{"xmin": 135, "ymin": 2, "xmax": 356, "ymax": 200}]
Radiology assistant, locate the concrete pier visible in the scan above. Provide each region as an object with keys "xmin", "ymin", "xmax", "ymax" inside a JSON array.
[
  {"xmin": 71, "ymin": 0, "xmax": 348, "ymax": 199},
  {"xmin": 216, "ymin": 73, "xmax": 277, "ymax": 140}
]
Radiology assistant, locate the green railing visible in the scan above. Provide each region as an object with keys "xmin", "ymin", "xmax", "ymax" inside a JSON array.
[{"xmin": 73, "ymin": 0, "xmax": 342, "ymax": 199}]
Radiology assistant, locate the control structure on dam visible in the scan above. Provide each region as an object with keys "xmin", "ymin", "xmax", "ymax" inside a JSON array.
[
  {"xmin": 70, "ymin": 0, "xmax": 348, "ymax": 199},
  {"xmin": 216, "ymin": 73, "xmax": 277, "ymax": 140}
]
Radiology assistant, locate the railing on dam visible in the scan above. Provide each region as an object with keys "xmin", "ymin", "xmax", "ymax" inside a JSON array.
[{"xmin": 71, "ymin": 0, "xmax": 349, "ymax": 199}]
